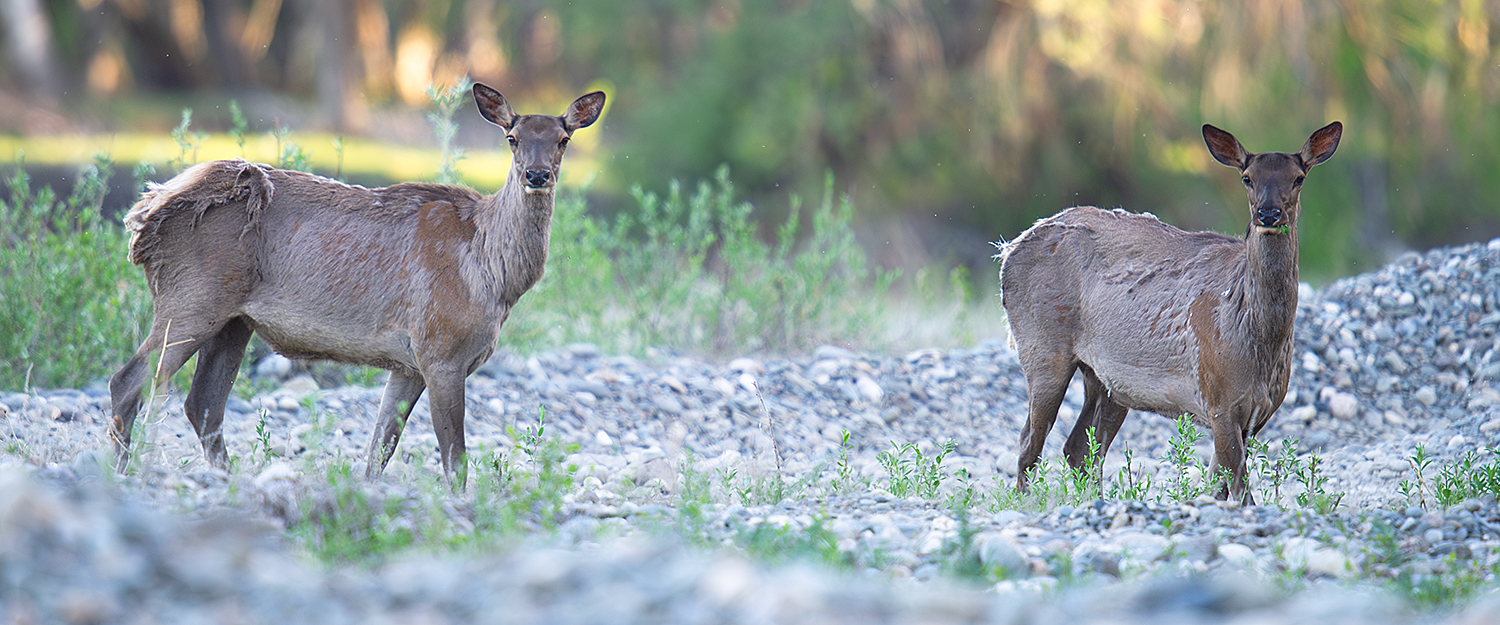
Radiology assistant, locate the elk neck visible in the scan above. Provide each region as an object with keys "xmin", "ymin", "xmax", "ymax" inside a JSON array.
[
  {"xmin": 1239, "ymin": 218, "xmax": 1299, "ymax": 347},
  {"xmin": 473, "ymin": 172, "xmax": 556, "ymax": 307}
]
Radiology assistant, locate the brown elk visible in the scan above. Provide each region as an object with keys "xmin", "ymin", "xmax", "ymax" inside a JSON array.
[
  {"xmin": 109, "ymin": 84, "xmax": 604, "ymax": 483},
  {"xmin": 997, "ymin": 122, "xmax": 1342, "ymax": 504}
]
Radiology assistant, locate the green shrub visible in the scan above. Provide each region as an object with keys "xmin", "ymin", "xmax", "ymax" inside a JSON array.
[
  {"xmin": 502, "ymin": 166, "xmax": 898, "ymax": 355},
  {"xmin": 0, "ymin": 155, "xmax": 149, "ymax": 390}
]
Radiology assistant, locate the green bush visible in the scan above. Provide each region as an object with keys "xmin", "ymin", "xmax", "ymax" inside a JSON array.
[
  {"xmin": 502, "ymin": 166, "xmax": 898, "ymax": 356},
  {"xmin": 0, "ymin": 156, "xmax": 149, "ymax": 390}
]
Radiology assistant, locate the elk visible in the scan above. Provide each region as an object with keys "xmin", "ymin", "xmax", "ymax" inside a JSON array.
[
  {"xmin": 997, "ymin": 122, "xmax": 1342, "ymax": 504},
  {"xmin": 109, "ymin": 84, "xmax": 605, "ymax": 483}
]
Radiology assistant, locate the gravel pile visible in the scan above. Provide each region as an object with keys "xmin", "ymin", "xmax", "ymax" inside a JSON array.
[
  {"xmin": 8, "ymin": 465, "xmax": 1500, "ymax": 625},
  {"xmin": 5, "ymin": 237, "xmax": 1500, "ymax": 622}
]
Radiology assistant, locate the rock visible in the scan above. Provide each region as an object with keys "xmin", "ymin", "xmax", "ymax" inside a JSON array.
[
  {"xmin": 1327, "ymin": 392, "xmax": 1360, "ymax": 420},
  {"xmin": 1415, "ymin": 385, "xmax": 1439, "ymax": 406},
  {"xmin": 974, "ymin": 532, "xmax": 1028, "ymax": 575},
  {"xmin": 1218, "ymin": 543, "xmax": 1256, "ymax": 568},
  {"xmin": 812, "ymin": 344, "xmax": 858, "ymax": 360},
  {"xmin": 855, "ymin": 376, "xmax": 884, "ymax": 403},
  {"xmin": 1307, "ymin": 548, "xmax": 1352, "ymax": 578},
  {"xmin": 256, "ymin": 354, "xmax": 293, "ymax": 379},
  {"xmin": 1175, "ymin": 534, "xmax": 1218, "ymax": 563},
  {"xmin": 659, "ymin": 375, "xmax": 687, "ymax": 394},
  {"xmin": 1113, "ymin": 532, "xmax": 1169, "ymax": 563},
  {"xmin": 727, "ymin": 358, "xmax": 765, "ymax": 375},
  {"xmin": 1281, "ymin": 536, "xmax": 1319, "ymax": 569}
]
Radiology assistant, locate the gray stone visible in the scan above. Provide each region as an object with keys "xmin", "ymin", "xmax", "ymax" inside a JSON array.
[{"xmin": 256, "ymin": 354, "xmax": 293, "ymax": 379}]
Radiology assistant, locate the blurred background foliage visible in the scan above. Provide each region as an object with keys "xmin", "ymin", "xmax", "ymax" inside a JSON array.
[{"xmin": 0, "ymin": 0, "xmax": 1498, "ymax": 282}]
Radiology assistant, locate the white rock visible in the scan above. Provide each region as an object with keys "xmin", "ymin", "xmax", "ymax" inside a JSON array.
[
  {"xmin": 1281, "ymin": 536, "xmax": 1319, "ymax": 569},
  {"xmin": 1308, "ymin": 548, "xmax": 1353, "ymax": 579},
  {"xmin": 855, "ymin": 376, "xmax": 884, "ymax": 403},
  {"xmin": 1415, "ymin": 385, "xmax": 1439, "ymax": 406},
  {"xmin": 1290, "ymin": 405, "xmax": 1318, "ymax": 423},
  {"xmin": 659, "ymin": 375, "xmax": 687, "ymax": 394},
  {"xmin": 727, "ymin": 358, "xmax": 764, "ymax": 375},
  {"xmin": 595, "ymin": 430, "xmax": 614, "ymax": 447},
  {"xmin": 1218, "ymin": 543, "xmax": 1256, "ymax": 568},
  {"xmin": 975, "ymin": 532, "xmax": 1027, "ymax": 573},
  {"xmin": 1112, "ymin": 532, "xmax": 1169, "ymax": 562},
  {"xmin": 1328, "ymin": 392, "xmax": 1360, "ymax": 420},
  {"xmin": 813, "ymin": 344, "xmax": 857, "ymax": 360},
  {"xmin": 255, "ymin": 354, "xmax": 292, "ymax": 379}
]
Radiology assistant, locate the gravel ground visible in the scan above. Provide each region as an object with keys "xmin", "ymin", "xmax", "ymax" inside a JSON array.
[{"xmin": 6, "ymin": 237, "xmax": 1500, "ymax": 623}]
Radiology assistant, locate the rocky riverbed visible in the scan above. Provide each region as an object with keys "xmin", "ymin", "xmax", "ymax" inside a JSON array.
[{"xmin": 6, "ymin": 238, "xmax": 1500, "ymax": 623}]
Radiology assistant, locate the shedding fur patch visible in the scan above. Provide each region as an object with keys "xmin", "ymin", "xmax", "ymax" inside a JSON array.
[{"xmin": 124, "ymin": 160, "xmax": 275, "ymax": 265}]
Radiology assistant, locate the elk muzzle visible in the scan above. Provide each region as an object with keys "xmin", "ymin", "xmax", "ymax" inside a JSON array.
[
  {"xmin": 524, "ymin": 168, "xmax": 554, "ymax": 193},
  {"xmin": 1254, "ymin": 204, "xmax": 1283, "ymax": 229}
]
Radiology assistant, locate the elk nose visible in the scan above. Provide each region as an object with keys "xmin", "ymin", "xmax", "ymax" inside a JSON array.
[
  {"xmin": 1255, "ymin": 205, "xmax": 1282, "ymax": 227},
  {"xmin": 524, "ymin": 169, "xmax": 553, "ymax": 188}
]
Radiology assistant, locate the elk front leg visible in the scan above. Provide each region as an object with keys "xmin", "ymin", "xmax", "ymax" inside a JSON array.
[
  {"xmin": 364, "ymin": 371, "xmax": 426, "ymax": 478},
  {"xmin": 1208, "ymin": 413, "xmax": 1254, "ymax": 505},
  {"xmin": 1063, "ymin": 365, "xmax": 1129, "ymax": 480},
  {"xmin": 108, "ymin": 316, "xmax": 215, "ymax": 472},
  {"xmin": 425, "ymin": 366, "xmax": 469, "ymax": 488},
  {"xmin": 182, "ymin": 318, "xmax": 253, "ymax": 469}
]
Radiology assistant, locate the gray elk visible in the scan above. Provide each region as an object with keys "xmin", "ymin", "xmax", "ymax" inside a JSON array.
[
  {"xmin": 109, "ymin": 84, "xmax": 604, "ymax": 483},
  {"xmin": 997, "ymin": 122, "xmax": 1342, "ymax": 504}
]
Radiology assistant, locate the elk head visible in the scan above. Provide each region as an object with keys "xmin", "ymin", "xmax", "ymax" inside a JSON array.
[
  {"xmin": 474, "ymin": 84, "xmax": 606, "ymax": 195},
  {"xmin": 1203, "ymin": 121, "xmax": 1342, "ymax": 235}
]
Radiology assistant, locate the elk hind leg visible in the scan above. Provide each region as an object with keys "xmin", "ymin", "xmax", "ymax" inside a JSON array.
[
  {"xmin": 364, "ymin": 371, "xmax": 426, "ymax": 478},
  {"xmin": 1016, "ymin": 357, "xmax": 1077, "ymax": 492}
]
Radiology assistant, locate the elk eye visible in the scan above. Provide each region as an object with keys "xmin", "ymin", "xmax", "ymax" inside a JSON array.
[
  {"xmin": 1241, "ymin": 175, "xmax": 1251, "ymax": 186},
  {"xmin": 506, "ymin": 136, "xmax": 518, "ymax": 147},
  {"xmin": 559, "ymin": 137, "xmax": 570, "ymax": 149},
  {"xmin": 1293, "ymin": 175, "xmax": 1305, "ymax": 186}
]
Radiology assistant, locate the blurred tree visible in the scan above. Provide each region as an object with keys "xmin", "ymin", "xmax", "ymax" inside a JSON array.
[
  {"xmin": 1, "ymin": 0, "xmax": 1498, "ymax": 280},
  {"xmin": 1, "ymin": 0, "xmax": 63, "ymax": 98}
]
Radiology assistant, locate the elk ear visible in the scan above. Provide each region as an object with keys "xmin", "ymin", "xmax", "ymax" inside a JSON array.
[
  {"xmin": 563, "ymin": 91, "xmax": 606, "ymax": 131},
  {"xmin": 1202, "ymin": 124, "xmax": 1249, "ymax": 169},
  {"xmin": 1300, "ymin": 121, "xmax": 1342, "ymax": 168},
  {"xmin": 473, "ymin": 83, "xmax": 517, "ymax": 130}
]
